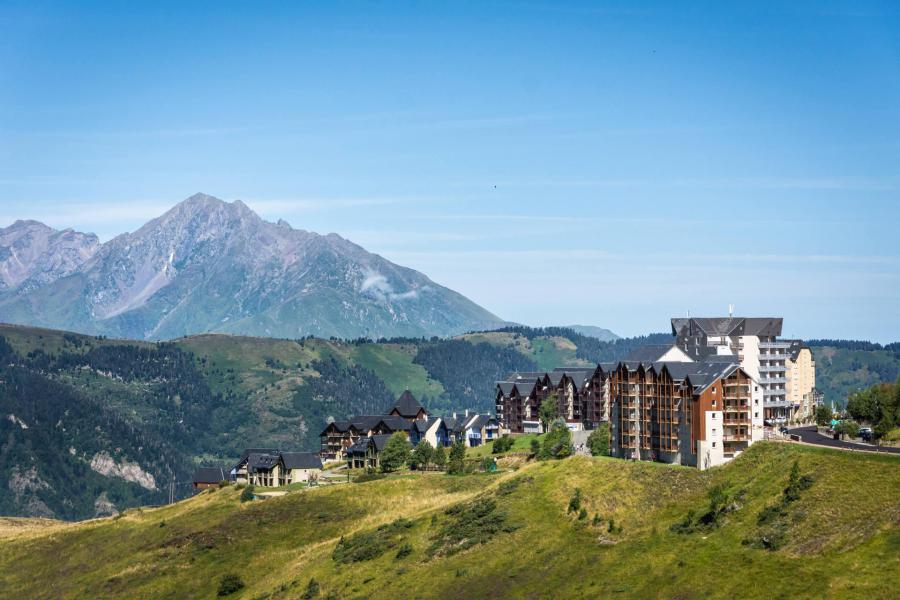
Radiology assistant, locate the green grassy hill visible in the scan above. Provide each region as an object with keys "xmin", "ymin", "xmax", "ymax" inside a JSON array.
[{"xmin": 0, "ymin": 443, "xmax": 896, "ymax": 599}]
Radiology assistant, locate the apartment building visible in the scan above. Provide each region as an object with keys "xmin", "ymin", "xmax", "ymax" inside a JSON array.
[
  {"xmin": 609, "ymin": 359, "xmax": 764, "ymax": 469},
  {"xmin": 785, "ymin": 340, "xmax": 817, "ymax": 422},
  {"xmin": 496, "ymin": 364, "xmax": 615, "ymax": 434},
  {"xmin": 671, "ymin": 316, "xmax": 795, "ymax": 424}
]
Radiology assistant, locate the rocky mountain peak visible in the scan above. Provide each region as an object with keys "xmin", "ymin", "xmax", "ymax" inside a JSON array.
[{"xmin": 0, "ymin": 194, "xmax": 506, "ymax": 340}]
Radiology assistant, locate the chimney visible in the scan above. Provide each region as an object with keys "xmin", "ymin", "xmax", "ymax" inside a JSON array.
[{"xmin": 465, "ymin": 409, "xmax": 470, "ymax": 417}]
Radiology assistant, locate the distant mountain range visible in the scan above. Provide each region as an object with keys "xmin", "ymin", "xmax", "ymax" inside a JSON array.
[
  {"xmin": 0, "ymin": 194, "xmax": 507, "ymax": 340},
  {"xmin": 562, "ymin": 324, "xmax": 619, "ymax": 341}
]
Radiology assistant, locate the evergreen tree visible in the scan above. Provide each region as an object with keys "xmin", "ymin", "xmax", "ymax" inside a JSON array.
[
  {"xmin": 448, "ymin": 439, "xmax": 467, "ymax": 474},
  {"xmin": 410, "ymin": 440, "xmax": 434, "ymax": 470},
  {"xmin": 379, "ymin": 432, "xmax": 411, "ymax": 473},
  {"xmin": 540, "ymin": 419, "xmax": 572, "ymax": 460},
  {"xmin": 433, "ymin": 444, "xmax": 447, "ymax": 469},
  {"xmin": 538, "ymin": 397, "xmax": 558, "ymax": 432},
  {"xmin": 586, "ymin": 423, "xmax": 610, "ymax": 456}
]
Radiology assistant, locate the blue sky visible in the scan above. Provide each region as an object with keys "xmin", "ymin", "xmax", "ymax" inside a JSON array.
[{"xmin": 1, "ymin": 1, "xmax": 899, "ymax": 341}]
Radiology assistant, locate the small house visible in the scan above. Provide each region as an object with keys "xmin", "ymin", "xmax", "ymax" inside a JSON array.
[
  {"xmin": 409, "ymin": 417, "xmax": 450, "ymax": 448},
  {"xmin": 192, "ymin": 466, "xmax": 226, "ymax": 490},
  {"xmin": 346, "ymin": 434, "xmax": 392, "ymax": 470},
  {"xmin": 280, "ymin": 452, "xmax": 323, "ymax": 485}
]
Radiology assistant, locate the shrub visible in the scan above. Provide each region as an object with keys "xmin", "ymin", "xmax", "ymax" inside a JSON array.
[
  {"xmin": 592, "ymin": 513, "xmax": 603, "ymax": 527},
  {"xmin": 578, "ymin": 508, "xmax": 588, "ymax": 521},
  {"xmin": 217, "ymin": 573, "xmax": 245, "ymax": 596},
  {"xmin": 481, "ymin": 457, "xmax": 496, "ymax": 472},
  {"xmin": 218, "ymin": 480, "xmax": 230, "ymax": 488},
  {"xmin": 240, "ymin": 485, "xmax": 255, "ymax": 503},
  {"xmin": 427, "ymin": 498, "xmax": 519, "ymax": 558},
  {"xmin": 395, "ymin": 542, "xmax": 413, "ymax": 559},
  {"xmin": 530, "ymin": 438, "xmax": 541, "ymax": 457},
  {"xmin": 540, "ymin": 420, "xmax": 572, "ymax": 460},
  {"xmin": 302, "ymin": 578, "xmax": 320, "ymax": 599},
  {"xmin": 492, "ymin": 435, "xmax": 515, "ymax": 454},
  {"xmin": 333, "ymin": 518, "xmax": 414, "ymax": 563},
  {"xmin": 587, "ymin": 423, "xmax": 610, "ymax": 456},
  {"xmin": 567, "ymin": 488, "xmax": 583, "ymax": 514}
]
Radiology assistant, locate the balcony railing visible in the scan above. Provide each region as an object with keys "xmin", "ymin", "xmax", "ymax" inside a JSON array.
[
  {"xmin": 760, "ymin": 377, "xmax": 787, "ymax": 385},
  {"xmin": 759, "ymin": 341, "xmax": 792, "ymax": 349}
]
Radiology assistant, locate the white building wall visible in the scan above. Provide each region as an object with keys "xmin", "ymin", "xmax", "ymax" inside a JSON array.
[{"xmin": 697, "ymin": 409, "xmax": 725, "ymax": 470}]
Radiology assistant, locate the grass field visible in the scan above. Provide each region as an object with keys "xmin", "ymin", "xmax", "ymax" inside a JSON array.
[
  {"xmin": 1, "ymin": 443, "xmax": 897, "ymax": 599},
  {"xmin": 350, "ymin": 343, "xmax": 444, "ymax": 400}
]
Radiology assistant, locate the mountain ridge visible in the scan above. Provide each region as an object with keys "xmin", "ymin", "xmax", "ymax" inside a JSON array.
[{"xmin": 0, "ymin": 194, "xmax": 506, "ymax": 340}]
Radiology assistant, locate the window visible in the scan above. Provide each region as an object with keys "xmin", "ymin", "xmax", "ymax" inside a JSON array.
[
  {"xmin": 754, "ymin": 412, "xmax": 759, "ymax": 418},
  {"xmin": 712, "ymin": 413, "xmax": 716, "ymax": 419},
  {"xmin": 712, "ymin": 442, "xmax": 717, "ymax": 448},
  {"xmin": 712, "ymin": 428, "xmax": 716, "ymax": 435}
]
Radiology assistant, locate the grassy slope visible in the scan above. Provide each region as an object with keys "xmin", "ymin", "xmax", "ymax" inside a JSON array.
[
  {"xmin": 459, "ymin": 331, "xmax": 592, "ymax": 371},
  {"xmin": 1, "ymin": 443, "xmax": 897, "ymax": 600},
  {"xmin": 349, "ymin": 343, "xmax": 444, "ymax": 400}
]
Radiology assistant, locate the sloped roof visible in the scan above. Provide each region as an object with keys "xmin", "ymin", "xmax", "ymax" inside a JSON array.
[
  {"xmin": 391, "ymin": 390, "xmax": 425, "ymax": 417},
  {"xmin": 671, "ymin": 317, "xmax": 783, "ymax": 338},
  {"xmin": 786, "ymin": 339, "xmax": 809, "ymax": 361},
  {"xmin": 371, "ymin": 434, "xmax": 394, "ymax": 451},
  {"xmin": 497, "ymin": 381, "xmax": 517, "ymax": 396},
  {"xmin": 193, "ymin": 467, "xmax": 225, "ymax": 484},
  {"xmin": 248, "ymin": 452, "xmax": 281, "ymax": 473},
  {"xmin": 281, "ymin": 452, "xmax": 323, "ymax": 470},
  {"xmin": 320, "ymin": 420, "xmax": 351, "ymax": 436},
  {"xmin": 465, "ymin": 414, "xmax": 491, "ymax": 431},
  {"xmin": 626, "ymin": 345, "xmax": 680, "ymax": 363}
]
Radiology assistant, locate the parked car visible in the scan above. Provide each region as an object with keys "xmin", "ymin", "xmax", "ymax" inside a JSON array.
[
  {"xmin": 859, "ymin": 427, "xmax": 873, "ymax": 442},
  {"xmin": 778, "ymin": 426, "xmax": 789, "ymax": 434}
]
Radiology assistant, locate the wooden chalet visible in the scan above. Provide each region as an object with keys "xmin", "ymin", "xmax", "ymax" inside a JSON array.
[{"xmin": 192, "ymin": 466, "xmax": 226, "ymax": 490}]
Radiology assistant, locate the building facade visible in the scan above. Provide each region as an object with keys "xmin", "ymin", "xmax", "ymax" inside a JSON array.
[{"xmin": 785, "ymin": 341, "xmax": 816, "ymax": 423}]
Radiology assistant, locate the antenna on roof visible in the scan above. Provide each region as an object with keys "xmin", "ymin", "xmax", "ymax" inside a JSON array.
[{"xmin": 728, "ymin": 304, "xmax": 734, "ymax": 318}]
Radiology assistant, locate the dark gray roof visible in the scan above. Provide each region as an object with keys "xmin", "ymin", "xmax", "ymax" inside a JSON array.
[
  {"xmin": 465, "ymin": 414, "xmax": 491, "ymax": 430},
  {"xmin": 248, "ymin": 452, "xmax": 280, "ymax": 473},
  {"xmin": 234, "ymin": 448, "xmax": 278, "ymax": 470},
  {"xmin": 786, "ymin": 339, "xmax": 809, "ymax": 361},
  {"xmin": 371, "ymin": 434, "xmax": 394, "ymax": 451},
  {"xmin": 625, "ymin": 345, "xmax": 680, "ymax": 362},
  {"xmin": 280, "ymin": 452, "xmax": 323, "ymax": 470},
  {"xmin": 320, "ymin": 420, "xmax": 351, "ymax": 436},
  {"xmin": 193, "ymin": 466, "xmax": 225, "ymax": 484},
  {"xmin": 671, "ymin": 317, "xmax": 783, "ymax": 338},
  {"xmin": 497, "ymin": 381, "xmax": 517, "ymax": 395},
  {"xmin": 413, "ymin": 417, "xmax": 442, "ymax": 433},
  {"xmin": 442, "ymin": 416, "xmax": 460, "ymax": 433},
  {"xmin": 391, "ymin": 390, "xmax": 425, "ymax": 418}
]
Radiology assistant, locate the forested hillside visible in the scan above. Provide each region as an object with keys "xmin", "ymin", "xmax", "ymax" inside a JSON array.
[
  {"xmin": 3, "ymin": 322, "xmax": 898, "ymax": 520},
  {"xmin": 809, "ymin": 340, "xmax": 900, "ymax": 408}
]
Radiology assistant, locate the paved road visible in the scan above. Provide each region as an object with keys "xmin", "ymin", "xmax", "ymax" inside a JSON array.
[{"xmin": 786, "ymin": 426, "xmax": 900, "ymax": 455}]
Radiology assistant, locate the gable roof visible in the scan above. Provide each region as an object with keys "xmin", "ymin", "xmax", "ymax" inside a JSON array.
[
  {"xmin": 391, "ymin": 390, "xmax": 425, "ymax": 418},
  {"xmin": 248, "ymin": 452, "xmax": 281, "ymax": 473},
  {"xmin": 371, "ymin": 434, "xmax": 394, "ymax": 451},
  {"xmin": 193, "ymin": 466, "xmax": 225, "ymax": 484},
  {"xmin": 280, "ymin": 452, "xmax": 323, "ymax": 470},
  {"xmin": 465, "ymin": 414, "xmax": 491, "ymax": 430},
  {"xmin": 626, "ymin": 345, "xmax": 681, "ymax": 363}
]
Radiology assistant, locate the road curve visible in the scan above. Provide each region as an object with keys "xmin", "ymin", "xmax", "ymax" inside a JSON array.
[{"xmin": 786, "ymin": 426, "xmax": 900, "ymax": 455}]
